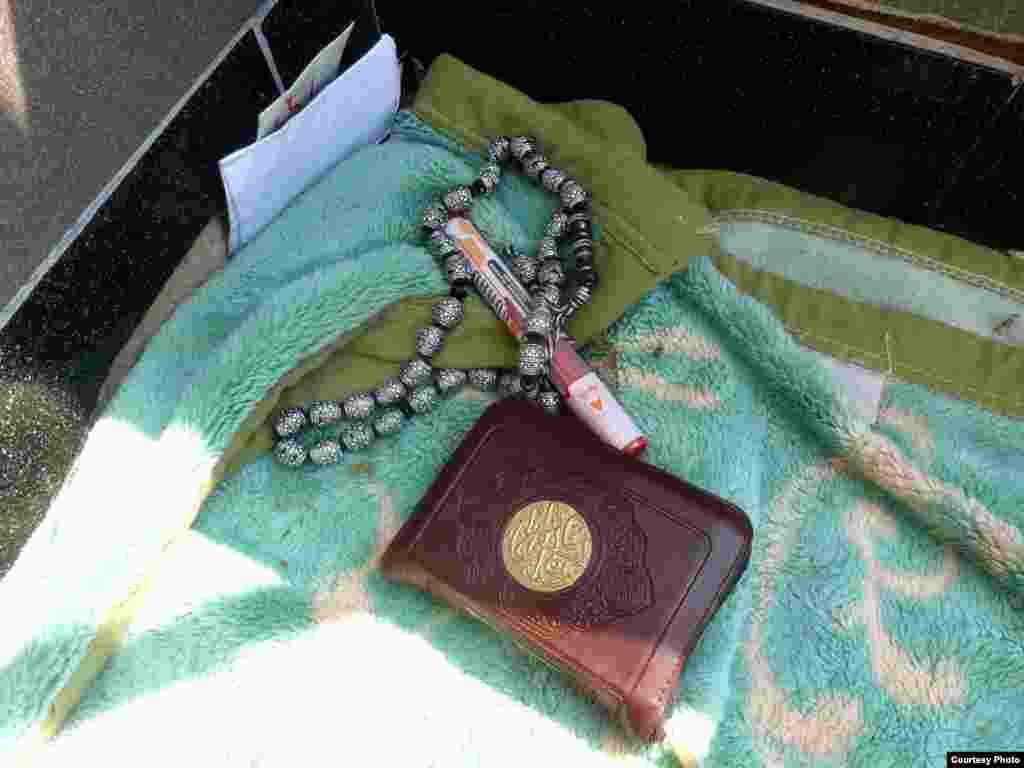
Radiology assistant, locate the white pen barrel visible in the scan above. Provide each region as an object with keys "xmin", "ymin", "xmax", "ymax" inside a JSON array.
[{"xmin": 446, "ymin": 217, "xmax": 648, "ymax": 457}]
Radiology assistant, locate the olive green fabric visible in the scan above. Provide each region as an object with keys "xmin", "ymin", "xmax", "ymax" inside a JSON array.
[
  {"xmin": 221, "ymin": 54, "xmax": 1023, "ymax": 482},
  {"xmin": 710, "ymin": 251, "xmax": 1024, "ymax": 419},
  {"xmin": 671, "ymin": 169, "xmax": 1024, "ymax": 292},
  {"xmin": 666, "ymin": 169, "xmax": 1024, "ymax": 420},
  {"xmin": 410, "ymin": 55, "xmax": 717, "ymax": 339},
  {"xmin": 408, "ymin": 61, "xmax": 1022, "ymax": 422}
]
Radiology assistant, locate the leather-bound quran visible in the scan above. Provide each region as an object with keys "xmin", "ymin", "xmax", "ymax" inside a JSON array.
[{"xmin": 380, "ymin": 398, "xmax": 752, "ymax": 742}]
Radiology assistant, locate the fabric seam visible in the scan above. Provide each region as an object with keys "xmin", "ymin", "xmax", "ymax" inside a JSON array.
[
  {"xmin": 714, "ymin": 209, "xmax": 1024, "ymax": 305},
  {"xmin": 790, "ymin": 326, "xmax": 1024, "ymax": 408}
]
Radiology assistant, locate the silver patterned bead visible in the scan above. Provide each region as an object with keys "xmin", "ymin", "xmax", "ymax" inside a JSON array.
[
  {"xmin": 274, "ymin": 438, "xmax": 307, "ymax": 467},
  {"xmin": 567, "ymin": 211, "xmax": 592, "ymax": 228},
  {"xmin": 479, "ymin": 162, "xmax": 501, "ymax": 193},
  {"xmin": 341, "ymin": 423, "xmax": 375, "ymax": 453},
  {"xmin": 422, "ymin": 202, "xmax": 448, "ymax": 231},
  {"xmin": 537, "ymin": 236, "xmax": 559, "ymax": 261},
  {"xmin": 431, "ymin": 297, "xmax": 464, "ymax": 330},
  {"xmin": 479, "ymin": 170, "xmax": 499, "ymax": 193},
  {"xmin": 428, "ymin": 231, "xmax": 458, "ymax": 259},
  {"xmin": 510, "ymin": 255, "xmax": 539, "ymax": 285},
  {"xmin": 487, "ymin": 137, "xmax": 511, "ymax": 163},
  {"xmin": 541, "ymin": 167, "xmax": 568, "ymax": 194},
  {"xmin": 415, "ymin": 325, "xmax": 446, "ymax": 358},
  {"xmin": 309, "ymin": 439, "xmax": 344, "ymax": 466},
  {"xmin": 408, "ymin": 384, "xmax": 438, "ymax": 414},
  {"xmin": 444, "ymin": 253, "xmax": 473, "ymax": 283},
  {"xmin": 467, "ymin": 368, "xmax": 498, "ymax": 391},
  {"xmin": 509, "ymin": 136, "xmax": 537, "ymax": 161},
  {"xmin": 399, "ymin": 359, "xmax": 432, "ymax": 389},
  {"xmin": 308, "ymin": 400, "xmax": 343, "ymax": 428},
  {"xmin": 532, "ymin": 283, "xmax": 563, "ymax": 309},
  {"xmin": 523, "ymin": 153, "xmax": 549, "ymax": 180},
  {"xmin": 342, "ymin": 392, "xmax": 376, "ymax": 420},
  {"xmin": 519, "ymin": 342, "xmax": 548, "ymax": 377},
  {"xmin": 274, "ymin": 406, "xmax": 307, "ymax": 439},
  {"xmin": 560, "ymin": 180, "xmax": 587, "ymax": 210},
  {"xmin": 537, "ymin": 259, "xmax": 565, "ymax": 286},
  {"xmin": 373, "ymin": 408, "xmax": 405, "ymax": 436},
  {"xmin": 538, "ymin": 389, "xmax": 562, "ymax": 414},
  {"xmin": 524, "ymin": 306, "xmax": 555, "ymax": 337},
  {"xmin": 443, "ymin": 186, "xmax": 473, "ymax": 216},
  {"xmin": 498, "ymin": 372, "xmax": 523, "ymax": 398},
  {"xmin": 570, "ymin": 283, "xmax": 594, "ymax": 308},
  {"xmin": 571, "ymin": 238, "xmax": 595, "ymax": 255},
  {"xmin": 374, "ymin": 377, "xmax": 407, "ymax": 407},
  {"xmin": 521, "ymin": 376, "xmax": 541, "ymax": 400},
  {"xmin": 546, "ymin": 211, "xmax": 568, "ymax": 238},
  {"xmin": 435, "ymin": 368, "xmax": 468, "ymax": 395}
]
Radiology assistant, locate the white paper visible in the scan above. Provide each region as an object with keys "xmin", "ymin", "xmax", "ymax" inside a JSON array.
[
  {"xmin": 257, "ymin": 21, "xmax": 355, "ymax": 139},
  {"xmin": 219, "ymin": 35, "xmax": 401, "ymax": 255}
]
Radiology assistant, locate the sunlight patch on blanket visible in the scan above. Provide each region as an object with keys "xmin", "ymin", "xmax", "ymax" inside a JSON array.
[
  {"xmin": 41, "ymin": 615, "xmax": 629, "ymax": 767},
  {"xmin": 664, "ymin": 707, "xmax": 717, "ymax": 766},
  {"xmin": 126, "ymin": 531, "xmax": 287, "ymax": 635}
]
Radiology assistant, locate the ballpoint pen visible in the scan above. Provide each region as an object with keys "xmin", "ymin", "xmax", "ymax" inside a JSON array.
[{"xmin": 446, "ymin": 217, "xmax": 648, "ymax": 457}]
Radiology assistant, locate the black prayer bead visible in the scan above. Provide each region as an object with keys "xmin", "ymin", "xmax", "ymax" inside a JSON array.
[
  {"xmin": 471, "ymin": 179, "xmax": 488, "ymax": 196},
  {"xmin": 524, "ymin": 332, "xmax": 546, "ymax": 347},
  {"xmin": 449, "ymin": 282, "xmax": 470, "ymax": 301},
  {"xmin": 570, "ymin": 235, "xmax": 594, "ymax": 253},
  {"xmin": 575, "ymin": 248, "xmax": 595, "ymax": 268},
  {"xmin": 567, "ymin": 219, "xmax": 591, "ymax": 238},
  {"xmin": 577, "ymin": 267, "xmax": 599, "ymax": 289},
  {"xmin": 520, "ymin": 374, "xmax": 541, "ymax": 397},
  {"xmin": 397, "ymin": 399, "xmax": 417, "ymax": 418},
  {"xmin": 519, "ymin": 150, "xmax": 539, "ymax": 169}
]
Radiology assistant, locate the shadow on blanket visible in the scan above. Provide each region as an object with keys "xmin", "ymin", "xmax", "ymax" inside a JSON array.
[{"xmin": 23, "ymin": 586, "xmax": 312, "ymax": 729}]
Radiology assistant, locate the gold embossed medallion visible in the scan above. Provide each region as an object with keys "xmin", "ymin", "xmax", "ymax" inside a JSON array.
[{"xmin": 501, "ymin": 500, "xmax": 593, "ymax": 592}]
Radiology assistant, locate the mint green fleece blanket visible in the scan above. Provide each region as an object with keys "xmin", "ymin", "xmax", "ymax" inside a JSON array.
[{"xmin": 3, "ymin": 112, "xmax": 1023, "ymax": 767}]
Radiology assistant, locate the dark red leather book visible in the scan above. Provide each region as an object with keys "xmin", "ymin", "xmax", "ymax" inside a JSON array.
[{"xmin": 380, "ymin": 397, "xmax": 752, "ymax": 742}]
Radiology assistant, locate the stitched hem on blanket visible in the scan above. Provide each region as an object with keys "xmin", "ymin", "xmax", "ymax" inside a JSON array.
[{"xmin": 667, "ymin": 170, "xmax": 1024, "ymax": 420}]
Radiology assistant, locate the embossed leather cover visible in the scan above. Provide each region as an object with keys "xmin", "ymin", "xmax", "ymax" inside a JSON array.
[{"xmin": 380, "ymin": 398, "xmax": 753, "ymax": 742}]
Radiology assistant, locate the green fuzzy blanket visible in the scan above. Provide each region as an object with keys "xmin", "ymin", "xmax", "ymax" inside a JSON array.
[{"xmin": 2, "ymin": 58, "xmax": 1023, "ymax": 768}]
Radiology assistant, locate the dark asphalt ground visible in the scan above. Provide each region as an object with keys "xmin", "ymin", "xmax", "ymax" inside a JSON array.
[
  {"xmin": 0, "ymin": 0, "xmax": 269, "ymax": 321},
  {"xmin": 0, "ymin": 0, "xmax": 380, "ymax": 579},
  {"xmin": 1, "ymin": 0, "xmax": 1021, "ymax": 578}
]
